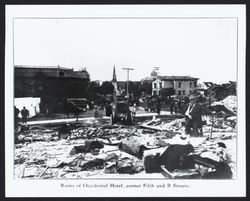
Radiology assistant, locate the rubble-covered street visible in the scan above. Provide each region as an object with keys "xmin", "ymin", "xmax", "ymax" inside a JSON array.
[{"xmin": 14, "ymin": 109, "xmax": 237, "ymax": 179}]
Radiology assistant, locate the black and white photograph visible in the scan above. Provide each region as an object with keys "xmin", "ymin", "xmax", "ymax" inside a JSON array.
[{"xmin": 5, "ymin": 5, "xmax": 246, "ymax": 197}]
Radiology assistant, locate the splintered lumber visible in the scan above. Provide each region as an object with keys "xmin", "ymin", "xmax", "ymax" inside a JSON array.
[
  {"xmin": 140, "ymin": 124, "xmax": 164, "ymax": 131},
  {"xmin": 20, "ymin": 164, "xmax": 26, "ymax": 178},
  {"xmin": 140, "ymin": 124, "xmax": 181, "ymax": 136},
  {"xmin": 38, "ymin": 165, "xmax": 49, "ymax": 178},
  {"xmin": 161, "ymin": 165, "xmax": 200, "ymax": 179}
]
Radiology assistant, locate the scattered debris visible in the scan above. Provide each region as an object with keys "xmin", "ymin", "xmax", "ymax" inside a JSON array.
[
  {"xmin": 14, "ymin": 110, "xmax": 236, "ymax": 179},
  {"xmin": 144, "ymin": 144, "xmax": 194, "ymax": 173},
  {"xmin": 69, "ymin": 140, "xmax": 104, "ymax": 155},
  {"xmin": 140, "ymin": 116, "xmax": 185, "ymax": 133}
]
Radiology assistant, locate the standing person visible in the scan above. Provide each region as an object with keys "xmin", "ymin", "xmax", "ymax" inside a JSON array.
[
  {"xmin": 21, "ymin": 107, "xmax": 29, "ymax": 123},
  {"xmin": 184, "ymin": 94, "xmax": 203, "ymax": 136},
  {"xmin": 94, "ymin": 104, "xmax": 99, "ymax": 118},
  {"xmin": 178, "ymin": 99, "xmax": 182, "ymax": 113},
  {"xmin": 170, "ymin": 98, "xmax": 176, "ymax": 114},
  {"xmin": 131, "ymin": 103, "xmax": 137, "ymax": 118},
  {"xmin": 105, "ymin": 102, "xmax": 112, "ymax": 117},
  {"xmin": 65, "ymin": 101, "xmax": 71, "ymax": 118},
  {"xmin": 170, "ymin": 98, "xmax": 174, "ymax": 114},
  {"xmin": 73, "ymin": 106, "xmax": 80, "ymax": 122},
  {"xmin": 180, "ymin": 99, "xmax": 186, "ymax": 115},
  {"xmin": 156, "ymin": 97, "xmax": 161, "ymax": 115},
  {"xmin": 174, "ymin": 99, "xmax": 178, "ymax": 115},
  {"xmin": 14, "ymin": 106, "xmax": 20, "ymax": 126}
]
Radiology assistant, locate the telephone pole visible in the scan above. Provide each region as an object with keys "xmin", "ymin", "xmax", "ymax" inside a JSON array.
[{"xmin": 122, "ymin": 67, "xmax": 134, "ymax": 98}]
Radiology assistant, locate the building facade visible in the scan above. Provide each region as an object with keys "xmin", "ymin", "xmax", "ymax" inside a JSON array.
[
  {"xmin": 15, "ymin": 65, "xmax": 90, "ymax": 113},
  {"xmin": 152, "ymin": 76, "xmax": 199, "ymax": 97}
]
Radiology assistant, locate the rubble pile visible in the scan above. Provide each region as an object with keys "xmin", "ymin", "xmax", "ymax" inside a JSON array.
[
  {"xmin": 140, "ymin": 117, "xmax": 185, "ymax": 133},
  {"xmin": 14, "ymin": 120, "xmax": 164, "ymax": 179},
  {"xmin": 211, "ymin": 95, "xmax": 237, "ymax": 114},
  {"xmin": 141, "ymin": 115, "xmax": 236, "ymax": 134},
  {"xmin": 220, "ymin": 95, "xmax": 237, "ymax": 113},
  {"xmin": 202, "ymin": 116, "xmax": 237, "ymax": 133},
  {"xmin": 14, "ymin": 114, "xmax": 237, "ymax": 179}
]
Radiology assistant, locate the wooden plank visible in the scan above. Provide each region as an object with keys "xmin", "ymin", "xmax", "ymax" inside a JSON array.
[{"xmin": 160, "ymin": 165, "xmax": 174, "ymax": 179}]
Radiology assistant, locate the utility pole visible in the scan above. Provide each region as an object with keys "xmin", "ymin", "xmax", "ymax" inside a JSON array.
[{"xmin": 122, "ymin": 67, "xmax": 134, "ymax": 98}]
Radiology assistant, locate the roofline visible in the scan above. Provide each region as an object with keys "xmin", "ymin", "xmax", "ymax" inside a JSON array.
[
  {"xmin": 14, "ymin": 65, "xmax": 74, "ymax": 71},
  {"xmin": 156, "ymin": 75, "xmax": 199, "ymax": 80},
  {"xmin": 160, "ymin": 78, "xmax": 199, "ymax": 81},
  {"xmin": 157, "ymin": 78, "xmax": 199, "ymax": 81},
  {"xmin": 117, "ymin": 81, "xmax": 141, "ymax": 83}
]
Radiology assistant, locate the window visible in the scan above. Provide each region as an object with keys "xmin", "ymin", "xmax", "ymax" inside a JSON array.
[
  {"xmin": 178, "ymin": 82, "xmax": 181, "ymax": 88},
  {"xmin": 159, "ymin": 91, "xmax": 161, "ymax": 96},
  {"xmin": 154, "ymin": 83, "xmax": 157, "ymax": 89},
  {"xmin": 159, "ymin": 82, "xmax": 162, "ymax": 88},
  {"xmin": 189, "ymin": 90, "xmax": 192, "ymax": 94},
  {"xmin": 190, "ymin": 82, "xmax": 193, "ymax": 88},
  {"xmin": 183, "ymin": 90, "xmax": 185, "ymax": 95},
  {"xmin": 194, "ymin": 82, "xmax": 197, "ymax": 87},
  {"xmin": 178, "ymin": 90, "xmax": 182, "ymax": 95}
]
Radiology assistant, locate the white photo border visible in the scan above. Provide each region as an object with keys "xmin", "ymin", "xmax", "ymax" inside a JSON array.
[{"xmin": 5, "ymin": 5, "xmax": 246, "ymax": 197}]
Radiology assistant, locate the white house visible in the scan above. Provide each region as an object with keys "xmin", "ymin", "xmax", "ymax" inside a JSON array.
[{"xmin": 152, "ymin": 76, "xmax": 199, "ymax": 97}]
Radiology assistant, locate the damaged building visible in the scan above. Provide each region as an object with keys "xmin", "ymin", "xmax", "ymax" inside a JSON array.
[{"xmin": 14, "ymin": 65, "xmax": 90, "ymax": 113}]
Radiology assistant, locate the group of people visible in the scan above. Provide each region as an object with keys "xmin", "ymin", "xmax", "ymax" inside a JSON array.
[
  {"xmin": 150, "ymin": 94, "xmax": 205, "ymax": 137},
  {"xmin": 13, "ymin": 94, "xmax": 205, "ymax": 137},
  {"xmin": 169, "ymin": 97, "xmax": 189, "ymax": 115},
  {"xmin": 145, "ymin": 96, "xmax": 162, "ymax": 115},
  {"xmin": 14, "ymin": 106, "xmax": 29, "ymax": 124}
]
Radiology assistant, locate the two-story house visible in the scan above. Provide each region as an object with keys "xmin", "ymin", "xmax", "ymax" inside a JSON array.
[{"xmin": 152, "ymin": 75, "xmax": 199, "ymax": 97}]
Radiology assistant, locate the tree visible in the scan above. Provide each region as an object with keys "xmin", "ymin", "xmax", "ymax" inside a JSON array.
[
  {"xmin": 124, "ymin": 81, "xmax": 141, "ymax": 97},
  {"xmin": 100, "ymin": 81, "xmax": 114, "ymax": 95},
  {"xmin": 87, "ymin": 81, "xmax": 101, "ymax": 102},
  {"xmin": 131, "ymin": 82, "xmax": 141, "ymax": 98},
  {"xmin": 139, "ymin": 81, "xmax": 152, "ymax": 96}
]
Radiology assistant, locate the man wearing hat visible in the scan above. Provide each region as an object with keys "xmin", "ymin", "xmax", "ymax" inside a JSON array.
[{"xmin": 184, "ymin": 94, "xmax": 203, "ymax": 136}]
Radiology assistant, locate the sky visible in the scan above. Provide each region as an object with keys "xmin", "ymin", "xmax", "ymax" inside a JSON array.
[{"xmin": 14, "ymin": 18, "xmax": 238, "ymax": 83}]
